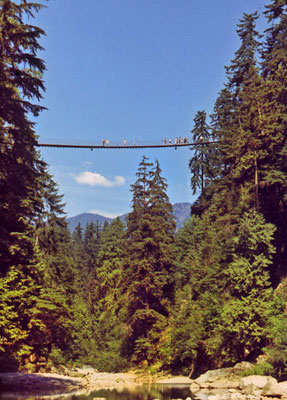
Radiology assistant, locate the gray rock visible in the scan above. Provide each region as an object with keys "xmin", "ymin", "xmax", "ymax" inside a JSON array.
[
  {"xmin": 192, "ymin": 365, "xmax": 248, "ymax": 389},
  {"xmin": 240, "ymin": 375, "xmax": 282, "ymax": 396},
  {"xmin": 278, "ymin": 381, "xmax": 287, "ymax": 395}
]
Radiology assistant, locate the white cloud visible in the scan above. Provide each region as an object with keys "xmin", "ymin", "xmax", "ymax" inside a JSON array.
[{"xmin": 74, "ymin": 171, "xmax": 126, "ymax": 187}]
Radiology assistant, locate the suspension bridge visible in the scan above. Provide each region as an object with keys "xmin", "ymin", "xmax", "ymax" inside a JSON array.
[{"xmin": 37, "ymin": 138, "xmax": 216, "ymax": 149}]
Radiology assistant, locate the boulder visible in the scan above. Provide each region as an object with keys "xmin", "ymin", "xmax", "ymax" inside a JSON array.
[
  {"xmin": 191, "ymin": 363, "xmax": 253, "ymax": 390},
  {"xmin": 240, "ymin": 375, "xmax": 283, "ymax": 397},
  {"xmin": 278, "ymin": 380, "xmax": 287, "ymax": 394},
  {"xmin": 209, "ymin": 378, "xmax": 240, "ymax": 389}
]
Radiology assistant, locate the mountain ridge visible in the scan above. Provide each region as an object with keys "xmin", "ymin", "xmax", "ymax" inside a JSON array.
[{"xmin": 66, "ymin": 202, "xmax": 191, "ymax": 231}]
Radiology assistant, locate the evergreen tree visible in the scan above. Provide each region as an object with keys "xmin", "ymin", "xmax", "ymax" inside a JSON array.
[
  {"xmin": 93, "ymin": 218, "xmax": 128, "ymax": 371},
  {"xmin": 0, "ymin": 0, "xmax": 50, "ymax": 368},
  {"xmin": 84, "ymin": 221, "xmax": 101, "ymax": 272},
  {"xmin": 189, "ymin": 110, "xmax": 212, "ymax": 195},
  {"xmin": 122, "ymin": 157, "xmax": 176, "ymax": 365},
  {"xmin": 169, "ymin": 211, "xmax": 228, "ymax": 373},
  {"xmin": 210, "ymin": 87, "xmax": 236, "ymax": 180},
  {"xmin": 259, "ymin": 0, "xmax": 287, "ymax": 280},
  {"xmin": 71, "ymin": 223, "xmax": 88, "ymax": 293},
  {"xmin": 0, "ymin": 0, "xmax": 47, "ymax": 275},
  {"xmin": 225, "ymin": 12, "xmax": 264, "ymax": 211},
  {"xmin": 207, "ymin": 210, "xmax": 276, "ymax": 363},
  {"xmin": 34, "ymin": 172, "xmax": 80, "ymax": 365},
  {"xmin": 96, "ymin": 217, "xmax": 125, "ymax": 300},
  {"xmin": 226, "ymin": 12, "xmax": 262, "ymax": 92},
  {"xmin": 0, "ymin": 253, "xmax": 46, "ymax": 370},
  {"xmin": 159, "ymin": 287, "xmax": 204, "ymax": 376},
  {"xmin": 210, "ymin": 12, "xmax": 264, "ymax": 213}
]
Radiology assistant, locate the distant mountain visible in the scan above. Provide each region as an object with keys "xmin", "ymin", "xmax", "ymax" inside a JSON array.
[
  {"xmin": 66, "ymin": 202, "xmax": 191, "ymax": 232},
  {"xmin": 66, "ymin": 213, "xmax": 113, "ymax": 232}
]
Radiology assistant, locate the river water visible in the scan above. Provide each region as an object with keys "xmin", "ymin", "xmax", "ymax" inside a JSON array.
[{"xmin": 0, "ymin": 383, "xmax": 196, "ymax": 400}]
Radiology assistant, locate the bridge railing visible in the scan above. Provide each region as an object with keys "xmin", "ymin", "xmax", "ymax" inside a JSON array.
[{"xmin": 37, "ymin": 137, "xmax": 198, "ymax": 147}]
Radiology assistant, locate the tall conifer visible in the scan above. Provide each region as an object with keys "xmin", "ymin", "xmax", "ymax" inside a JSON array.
[
  {"xmin": 123, "ymin": 157, "xmax": 176, "ymax": 364},
  {"xmin": 260, "ymin": 0, "xmax": 287, "ymax": 279},
  {"xmin": 0, "ymin": 0, "xmax": 47, "ymax": 274},
  {"xmin": 0, "ymin": 0, "xmax": 50, "ymax": 367},
  {"xmin": 189, "ymin": 110, "xmax": 212, "ymax": 195}
]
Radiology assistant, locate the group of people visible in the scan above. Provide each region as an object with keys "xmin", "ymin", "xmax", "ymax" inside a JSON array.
[
  {"xmin": 163, "ymin": 137, "xmax": 190, "ymax": 145},
  {"xmin": 101, "ymin": 137, "xmax": 190, "ymax": 146},
  {"xmin": 101, "ymin": 138, "xmax": 131, "ymax": 146}
]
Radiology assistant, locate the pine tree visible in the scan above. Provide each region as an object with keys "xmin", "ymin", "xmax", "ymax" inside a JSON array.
[
  {"xmin": 212, "ymin": 12, "xmax": 264, "ymax": 212},
  {"xmin": 210, "ymin": 87, "xmax": 236, "ymax": 180},
  {"xmin": 84, "ymin": 221, "xmax": 101, "ymax": 272},
  {"xmin": 96, "ymin": 217, "xmax": 125, "ymax": 300},
  {"xmin": 122, "ymin": 157, "xmax": 176, "ymax": 364},
  {"xmin": 0, "ymin": 253, "xmax": 46, "ymax": 370},
  {"xmin": 93, "ymin": 217, "xmax": 128, "ymax": 371},
  {"xmin": 170, "ymin": 211, "xmax": 228, "ymax": 372},
  {"xmin": 0, "ymin": 0, "xmax": 50, "ymax": 368},
  {"xmin": 0, "ymin": 0, "xmax": 47, "ymax": 275},
  {"xmin": 259, "ymin": 0, "xmax": 287, "ymax": 280},
  {"xmin": 71, "ymin": 223, "xmax": 88, "ymax": 292},
  {"xmin": 206, "ymin": 210, "xmax": 276, "ymax": 364},
  {"xmin": 148, "ymin": 160, "xmax": 176, "ymax": 301},
  {"xmin": 228, "ymin": 12, "xmax": 264, "ymax": 211},
  {"xmin": 189, "ymin": 110, "xmax": 212, "ymax": 195}
]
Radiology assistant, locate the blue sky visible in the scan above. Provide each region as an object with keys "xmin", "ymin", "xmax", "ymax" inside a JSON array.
[{"xmin": 35, "ymin": 0, "xmax": 267, "ymax": 218}]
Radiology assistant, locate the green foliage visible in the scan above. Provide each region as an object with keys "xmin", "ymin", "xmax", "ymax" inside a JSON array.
[
  {"xmin": 47, "ymin": 347, "xmax": 68, "ymax": 369},
  {"xmin": 266, "ymin": 282, "xmax": 287, "ymax": 379},
  {"xmin": 240, "ymin": 361, "xmax": 274, "ymax": 377},
  {"xmin": 122, "ymin": 157, "xmax": 176, "ymax": 364},
  {"xmin": 267, "ymin": 315, "xmax": 287, "ymax": 379},
  {"xmin": 2, "ymin": 0, "xmax": 287, "ymax": 378},
  {"xmin": 0, "ymin": 0, "xmax": 47, "ymax": 275},
  {"xmin": 189, "ymin": 110, "xmax": 213, "ymax": 195},
  {"xmin": 206, "ymin": 210, "xmax": 276, "ymax": 364},
  {"xmin": 0, "ymin": 259, "xmax": 47, "ymax": 365},
  {"xmin": 159, "ymin": 288, "xmax": 204, "ymax": 374}
]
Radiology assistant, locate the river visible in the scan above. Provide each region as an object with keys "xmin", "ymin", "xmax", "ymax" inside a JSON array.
[{"xmin": 0, "ymin": 383, "xmax": 196, "ymax": 400}]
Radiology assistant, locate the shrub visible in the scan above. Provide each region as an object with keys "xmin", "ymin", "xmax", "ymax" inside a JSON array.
[{"xmin": 240, "ymin": 361, "xmax": 274, "ymax": 377}]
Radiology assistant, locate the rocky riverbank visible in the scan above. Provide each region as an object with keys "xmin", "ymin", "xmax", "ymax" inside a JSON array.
[
  {"xmin": 189, "ymin": 362, "xmax": 287, "ymax": 400},
  {"xmin": 0, "ymin": 364, "xmax": 196, "ymax": 393},
  {"xmin": 2, "ymin": 363, "xmax": 287, "ymax": 400},
  {"xmin": 0, "ymin": 368, "xmax": 141, "ymax": 394}
]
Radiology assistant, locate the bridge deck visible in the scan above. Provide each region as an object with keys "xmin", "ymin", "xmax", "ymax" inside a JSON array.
[{"xmin": 37, "ymin": 140, "xmax": 215, "ymax": 149}]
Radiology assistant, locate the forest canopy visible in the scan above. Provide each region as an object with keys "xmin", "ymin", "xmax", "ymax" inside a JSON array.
[{"xmin": 0, "ymin": 0, "xmax": 287, "ymax": 378}]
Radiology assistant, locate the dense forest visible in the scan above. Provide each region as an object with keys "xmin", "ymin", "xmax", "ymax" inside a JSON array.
[{"xmin": 1, "ymin": 0, "xmax": 287, "ymax": 379}]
